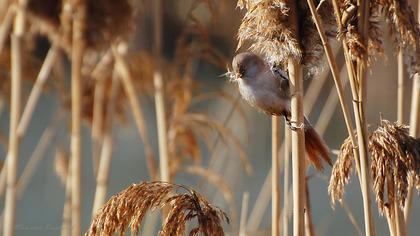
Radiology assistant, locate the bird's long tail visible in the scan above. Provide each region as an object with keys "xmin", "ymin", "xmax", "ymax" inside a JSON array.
[
  {"xmin": 283, "ymin": 111, "xmax": 332, "ymax": 171},
  {"xmin": 303, "ymin": 117, "xmax": 332, "ymax": 171}
]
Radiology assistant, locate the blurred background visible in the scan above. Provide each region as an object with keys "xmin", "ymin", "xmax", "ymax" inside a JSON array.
[{"xmin": 0, "ymin": 0, "xmax": 419, "ymax": 235}]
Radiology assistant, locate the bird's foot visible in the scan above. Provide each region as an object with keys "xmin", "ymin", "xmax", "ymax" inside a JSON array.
[{"xmin": 286, "ymin": 119, "xmax": 305, "ymax": 131}]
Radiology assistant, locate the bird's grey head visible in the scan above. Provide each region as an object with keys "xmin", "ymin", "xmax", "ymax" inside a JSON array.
[{"xmin": 232, "ymin": 52, "xmax": 264, "ymax": 80}]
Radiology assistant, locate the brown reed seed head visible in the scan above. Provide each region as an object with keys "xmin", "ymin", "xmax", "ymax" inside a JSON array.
[
  {"xmin": 86, "ymin": 181, "xmax": 229, "ymax": 236},
  {"xmin": 328, "ymin": 135, "xmax": 354, "ymax": 207},
  {"xmin": 338, "ymin": 0, "xmax": 419, "ymax": 71},
  {"xmin": 237, "ymin": 0, "xmax": 302, "ymax": 66},
  {"xmin": 379, "ymin": 0, "xmax": 420, "ymax": 77},
  {"xmin": 369, "ymin": 119, "xmax": 420, "ymax": 214},
  {"xmin": 27, "ymin": 0, "xmax": 135, "ymax": 51},
  {"xmin": 237, "ymin": 0, "xmax": 337, "ymax": 79},
  {"xmin": 329, "ymin": 119, "xmax": 420, "ymax": 212},
  {"xmin": 299, "ymin": 0, "xmax": 337, "ymax": 79}
]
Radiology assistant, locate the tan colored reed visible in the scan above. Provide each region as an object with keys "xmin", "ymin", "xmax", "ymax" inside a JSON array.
[
  {"xmin": 404, "ymin": 1, "xmax": 420, "ymax": 226},
  {"xmin": 271, "ymin": 116, "xmax": 280, "ymax": 236},
  {"xmin": 397, "ymin": 49, "xmax": 405, "ymax": 123},
  {"xmin": 153, "ymin": 0, "xmax": 170, "ymax": 183},
  {"xmin": 3, "ymin": 1, "xmax": 24, "ymax": 235},
  {"xmin": 239, "ymin": 192, "xmax": 249, "ymax": 236},
  {"xmin": 70, "ymin": 0, "xmax": 86, "ymax": 235},
  {"xmin": 91, "ymin": 73, "xmax": 119, "ymax": 216},
  {"xmin": 113, "ymin": 45, "xmax": 157, "ymax": 180}
]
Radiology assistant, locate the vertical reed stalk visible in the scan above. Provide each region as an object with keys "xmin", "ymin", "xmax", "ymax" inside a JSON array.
[
  {"xmin": 239, "ymin": 192, "xmax": 249, "ymax": 236},
  {"xmin": 287, "ymin": 2, "xmax": 305, "ymax": 234},
  {"xmin": 397, "ymin": 49, "xmax": 405, "ymax": 123},
  {"xmin": 404, "ymin": 3, "xmax": 420, "ymax": 226},
  {"xmin": 271, "ymin": 117, "xmax": 280, "ymax": 236},
  {"xmin": 3, "ymin": 1, "xmax": 24, "ymax": 235},
  {"xmin": 61, "ymin": 165, "xmax": 72, "ymax": 236},
  {"xmin": 112, "ymin": 45, "xmax": 157, "ymax": 181},
  {"xmin": 70, "ymin": 0, "xmax": 86, "ymax": 234},
  {"xmin": 288, "ymin": 58, "xmax": 305, "ymax": 236},
  {"xmin": 153, "ymin": 0, "xmax": 169, "ymax": 183},
  {"xmin": 329, "ymin": 1, "xmax": 376, "ymax": 235},
  {"xmin": 356, "ymin": 1, "xmax": 376, "ymax": 235},
  {"xmin": 91, "ymin": 77, "xmax": 105, "ymax": 177},
  {"xmin": 91, "ymin": 73, "xmax": 119, "ymax": 217},
  {"xmin": 306, "ymin": 0, "xmax": 361, "ymax": 179},
  {"xmin": 90, "ymin": 51, "xmax": 113, "ymax": 177},
  {"xmin": 283, "ymin": 127, "xmax": 291, "ymax": 236},
  {"xmin": 304, "ymin": 179, "xmax": 315, "ymax": 236}
]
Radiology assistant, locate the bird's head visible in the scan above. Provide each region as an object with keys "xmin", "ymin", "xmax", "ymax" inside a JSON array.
[{"xmin": 232, "ymin": 52, "xmax": 264, "ymax": 80}]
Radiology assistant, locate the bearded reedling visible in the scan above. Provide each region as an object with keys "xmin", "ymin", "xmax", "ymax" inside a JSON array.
[{"xmin": 231, "ymin": 52, "xmax": 331, "ymax": 171}]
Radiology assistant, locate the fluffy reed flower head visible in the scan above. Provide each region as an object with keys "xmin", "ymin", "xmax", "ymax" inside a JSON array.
[
  {"xmin": 237, "ymin": 0, "xmax": 302, "ymax": 66},
  {"xmin": 379, "ymin": 0, "xmax": 420, "ymax": 77},
  {"xmin": 328, "ymin": 135, "xmax": 354, "ymax": 207},
  {"xmin": 86, "ymin": 181, "xmax": 229, "ymax": 236},
  {"xmin": 370, "ymin": 119, "xmax": 420, "ymax": 213},
  {"xmin": 237, "ymin": 0, "xmax": 337, "ymax": 79},
  {"xmin": 338, "ymin": 0, "xmax": 420, "ymax": 73},
  {"xmin": 28, "ymin": 0, "xmax": 135, "ymax": 51},
  {"xmin": 329, "ymin": 119, "xmax": 420, "ymax": 213}
]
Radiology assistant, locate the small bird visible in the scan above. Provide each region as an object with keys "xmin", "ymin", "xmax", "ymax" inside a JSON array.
[{"xmin": 231, "ymin": 52, "xmax": 332, "ymax": 171}]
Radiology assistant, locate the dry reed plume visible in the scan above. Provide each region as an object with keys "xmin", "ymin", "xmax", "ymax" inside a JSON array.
[
  {"xmin": 337, "ymin": 0, "xmax": 420, "ymax": 72},
  {"xmin": 329, "ymin": 119, "xmax": 420, "ymax": 213},
  {"xmin": 237, "ymin": 0, "xmax": 336, "ymax": 78},
  {"xmin": 86, "ymin": 181, "xmax": 229, "ymax": 236},
  {"xmin": 28, "ymin": 0, "xmax": 134, "ymax": 51}
]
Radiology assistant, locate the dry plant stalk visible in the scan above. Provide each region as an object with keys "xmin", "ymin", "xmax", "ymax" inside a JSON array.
[
  {"xmin": 184, "ymin": 166, "xmax": 237, "ymax": 225},
  {"xmin": 3, "ymin": 0, "xmax": 24, "ymax": 235},
  {"xmin": 239, "ymin": 192, "xmax": 249, "ymax": 236},
  {"xmin": 91, "ymin": 73, "xmax": 119, "ymax": 216},
  {"xmin": 70, "ymin": 0, "xmax": 86, "ymax": 235},
  {"xmin": 86, "ymin": 182, "xmax": 229, "ymax": 236},
  {"xmin": 113, "ymin": 45, "xmax": 157, "ymax": 181},
  {"xmin": 404, "ymin": 1, "xmax": 420, "ymax": 225},
  {"xmin": 153, "ymin": 0, "xmax": 170, "ymax": 183},
  {"xmin": 397, "ymin": 49, "xmax": 405, "ymax": 123},
  {"xmin": 330, "ymin": 119, "xmax": 420, "ymax": 235},
  {"xmin": 271, "ymin": 116, "xmax": 280, "ymax": 236},
  {"xmin": 330, "ymin": 1, "xmax": 377, "ymax": 235}
]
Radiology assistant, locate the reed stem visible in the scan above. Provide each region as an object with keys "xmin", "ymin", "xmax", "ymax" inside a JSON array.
[
  {"xmin": 330, "ymin": 1, "xmax": 376, "ymax": 235},
  {"xmin": 91, "ymin": 52, "xmax": 113, "ymax": 177},
  {"xmin": 304, "ymin": 179, "xmax": 315, "ymax": 236},
  {"xmin": 282, "ymin": 127, "xmax": 291, "ymax": 236},
  {"xmin": 112, "ymin": 45, "xmax": 157, "ymax": 181},
  {"xmin": 61, "ymin": 166, "xmax": 72, "ymax": 236},
  {"xmin": 288, "ymin": 59, "xmax": 305, "ymax": 236},
  {"xmin": 91, "ymin": 73, "xmax": 119, "ymax": 217},
  {"xmin": 0, "ymin": 5, "xmax": 15, "ymax": 54},
  {"xmin": 153, "ymin": 0, "xmax": 169, "ymax": 184},
  {"xmin": 404, "ymin": 3, "xmax": 420, "ymax": 227},
  {"xmin": 3, "ymin": 1, "xmax": 24, "ymax": 235},
  {"xmin": 397, "ymin": 49, "xmax": 405, "ymax": 123},
  {"xmin": 306, "ymin": 0, "xmax": 361, "ymax": 179},
  {"xmin": 17, "ymin": 46, "xmax": 58, "ymax": 136},
  {"xmin": 70, "ymin": 0, "xmax": 86, "ymax": 234},
  {"xmin": 271, "ymin": 116, "xmax": 280, "ymax": 236},
  {"xmin": 239, "ymin": 192, "xmax": 249, "ymax": 236}
]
